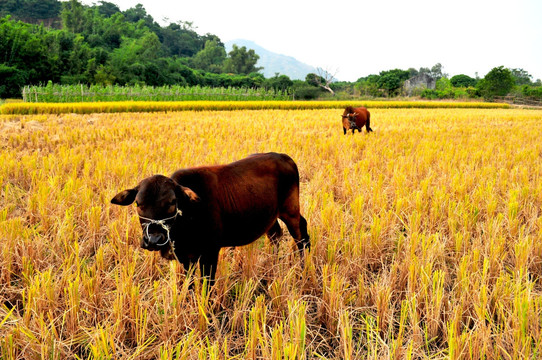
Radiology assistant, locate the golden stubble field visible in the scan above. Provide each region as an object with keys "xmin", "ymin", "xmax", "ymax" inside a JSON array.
[{"xmin": 1, "ymin": 107, "xmax": 542, "ymax": 359}]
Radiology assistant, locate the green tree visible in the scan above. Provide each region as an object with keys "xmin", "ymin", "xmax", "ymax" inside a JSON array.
[
  {"xmin": 407, "ymin": 67, "xmax": 419, "ymax": 78},
  {"xmin": 477, "ymin": 66, "xmax": 514, "ymax": 99},
  {"xmin": 61, "ymin": 0, "xmax": 88, "ymax": 33},
  {"xmin": 429, "ymin": 63, "xmax": 447, "ymax": 80},
  {"xmin": 0, "ymin": 16, "xmax": 49, "ymax": 89},
  {"xmin": 61, "ymin": 34, "xmax": 92, "ymax": 83},
  {"xmin": 0, "ymin": 0, "xmax": 61, "ymax": 24},
  {"xmin": 356, "ymin": 74, "xmax": 381, "ymax": 97},
  {"xmin": 306, "ymin": 68, "xmax": 337, "ymax": 95},
  {"xmin": 191, "ymin": 39, "xmax": 226, "ymax": 73},
  {"xmin": 418, "ymin": 66, "xmax": 430, "ymax": 76},
  {"xmin": 158, "ymin": 21, "xmax": 209, "ymax": 58},
  {"xmin": 109, "ymin": 31, "xmax": 162, "ymax": 84},
  {"xmin": 265, "ymin": 74, "xmax": 293, "ymax": 93},
  {"xmin": 377, "ymin": 69, "xmax": 410, "ymax": 96},
  {"xmin": 99, "ymin": 13, "xmax": 137, "ymax": 49},
  {"xmin": 122, "ymin": 3, "xmax": 159, "ymax": 34},
  {"xmin": 94, "ymin": 64, "xmax": 115, "ymax": 84},
  {"xmin": 509, "ymin": 68, "xmax": 533, "ymax": 86},
  {"xmin": 0, "ymin": 63, "xmax": 27, "ymax": 97},
  {"xmin": 94, "ymin": 1, "xmax": 120, "ymax": 18},
  {"xmin": 223, "ymin": 44, "xmax": 261, "ymax": 75},
  {"xmin": 435, "ymin": 77, "xmax": 452, "ymax": 91},
  {"xmin": 450, "ymin": 74, "xmax": 477, "ymax": 87},
  {"xmin": 26, "ymin": 0, "xmax": 61, "ymax": 20},
  {"xmin": 305, "ymin": 73, "xmax": 324, "ymax": 87},
  {"xmin": 0, "ymin": 1, "xmax": 19, "ymax": 18}
]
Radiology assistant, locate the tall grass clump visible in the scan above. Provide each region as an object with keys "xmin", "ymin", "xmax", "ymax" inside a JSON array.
[
  {"xmin": 1, "ymin": 107, "xmax": 541, "ymax": 358},
  {"xmin": 22, "ymin": 84, "xmax": 291, "ymax": 103}
]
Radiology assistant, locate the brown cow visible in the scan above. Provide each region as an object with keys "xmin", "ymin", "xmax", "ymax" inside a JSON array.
[
  {"xmin": 342, "ymin": 106, "xmax": 373, "ymax": 134},
  {"xmin": 111, "ymin": 152, "xmax": 310, "ymax": 284}
]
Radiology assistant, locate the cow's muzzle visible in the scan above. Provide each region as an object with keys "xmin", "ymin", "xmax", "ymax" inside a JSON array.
[
  {"xmin": 138, "ymin": 208, "xmax": 183, "ymax": 250},
  {"xmin": 141, "ymin": 232, "xmax": 167, "ymax": 250}
]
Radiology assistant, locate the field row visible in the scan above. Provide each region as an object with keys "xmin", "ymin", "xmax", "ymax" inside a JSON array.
[
  {"xmin": 22, "ymin": 84, "xmax": 291, "ymax": 103},
  {"xmin": 0, "ymin": 100, "xmax": 510, "ymax": 115},
  {"xmin": 1, "ymin": 108, "xmax": 542, "ymax": 359}
]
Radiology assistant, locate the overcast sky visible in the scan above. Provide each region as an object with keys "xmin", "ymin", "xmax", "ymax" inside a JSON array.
[{"xmin": 84, "ymin": 0, "xmax": 541, "ymax": 82}]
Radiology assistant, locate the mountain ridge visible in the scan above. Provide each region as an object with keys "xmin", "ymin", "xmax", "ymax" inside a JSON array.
[{"xmin": 225, "ymin": 39, "xmax": 316, "ymax": 80}]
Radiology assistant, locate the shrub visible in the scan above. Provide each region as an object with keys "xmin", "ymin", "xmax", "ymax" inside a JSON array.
[
  {"xmin": 293, "ymin": 86, "xmax": 321, "ymax": 100},
  {"xmin": 477, "ymin": 66, "xmax": 514, "ymax": 99},
  {"xmin": 0, "ymin": 64, "xmax": 28, "ymax": 98},
  {"xmin": 451, "ymin": 74, "xmax": 477, "ymax": 88},
  {"xmin": 520, "ymin": 85, "xmax": 542, "ymax": 100}
]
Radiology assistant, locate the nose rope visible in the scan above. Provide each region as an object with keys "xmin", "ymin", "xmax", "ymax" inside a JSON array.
[{"xmin": 139, "ymin": 209, "xmax": 183, "ymax": 247}]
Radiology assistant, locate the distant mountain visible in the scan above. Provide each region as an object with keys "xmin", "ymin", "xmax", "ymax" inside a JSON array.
[{"xmin": 225, "ymin": 39, "xmax": 316, "ymax": 80}]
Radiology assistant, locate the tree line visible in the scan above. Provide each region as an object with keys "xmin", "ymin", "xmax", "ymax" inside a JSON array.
[
  {"xmin": 352, "ymin": 65, "xmax": 541, "ymax": 101},
  {"xmin": 0, "ymin": 0, "xmax": 289, "ymax": 98},
  {"xmin": 1, "ymin": 0, "xmax": 540, "ymax": 101}
]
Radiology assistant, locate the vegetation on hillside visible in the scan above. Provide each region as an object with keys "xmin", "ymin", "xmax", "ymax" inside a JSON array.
[
  {"xmin": 1, "ymin": 0, "xmax": 541, "ymax": 102},
  {"xmin": 0, "ymin": 0, "xmax": 267, "ymax": 97}
]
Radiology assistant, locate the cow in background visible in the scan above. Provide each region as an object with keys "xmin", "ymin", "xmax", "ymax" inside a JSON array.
[{"xmin": 342, "ymin": 106, "xmax": 373, "ymax": 134}]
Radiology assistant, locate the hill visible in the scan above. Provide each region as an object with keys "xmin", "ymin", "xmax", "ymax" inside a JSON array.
[{"xmin": 225, "ymin": 39, "xmax": 316, "ymax": 80}]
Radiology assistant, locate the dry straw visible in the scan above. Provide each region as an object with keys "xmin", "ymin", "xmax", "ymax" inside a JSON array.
[
  {"xmin": 0, "ymin": 100, "xmax": 510, "ymax": 115},
  {"xmin": 1, "ymin": 107, "xmax": 541, "ymax": 358}
]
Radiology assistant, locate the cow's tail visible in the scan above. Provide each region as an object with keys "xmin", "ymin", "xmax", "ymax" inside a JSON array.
[{"xmin": 366, "ymin": 113, "xmax": 373, "ymax": 132}]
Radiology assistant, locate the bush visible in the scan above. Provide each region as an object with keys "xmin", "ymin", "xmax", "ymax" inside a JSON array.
[
  {"xmin": 520, "ymin": 85, "xmax": 542, "ymax": 100},
  {"xmin": 436, "ymin": 77, "xmax": 453, "ymax": 91},
  {"xmin": 0, "ymin": 64, "xmax": 28, "ymax": 98},
  {"xmin": 420, "ymin": 86, "xmax": 479, "ymax": 100},
  {"xmin": 477, "ymin": 66, "xmax": 514, "ymax": 99},
  {"xmin": 451, "ymin": 74, "xmax": 477, "ymax": 87},
  {"xmin": 468, "ymin": 87, "xmax": 481, "ymax": 98},
  {"xmin": 293, "ymin": 86, "xmax": 321, "ymax": 100}
]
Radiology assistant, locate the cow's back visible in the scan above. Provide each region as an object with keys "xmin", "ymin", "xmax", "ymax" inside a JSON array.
[
  {"xmin": 170, "ymin": 152, "xmax": 300, "ymax": 246},
  {"xmin": 171, "ymin": 153, "xmax": 298, "ymax": 200}
]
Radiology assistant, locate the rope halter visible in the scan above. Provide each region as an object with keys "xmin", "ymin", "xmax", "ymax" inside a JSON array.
[{"xmin": 138, "ymin": 208, "xmax": 183, "ymax": 247}]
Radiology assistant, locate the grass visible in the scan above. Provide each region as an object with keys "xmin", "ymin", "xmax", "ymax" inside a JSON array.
[{"xmin": 1, "ymin": 107, "xmax": 541, "ymax": 358}]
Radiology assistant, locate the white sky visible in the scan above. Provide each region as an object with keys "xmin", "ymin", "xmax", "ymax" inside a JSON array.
[{"xmin": 84, "ymin": 0, "xmax": 542, "ymax": 82}]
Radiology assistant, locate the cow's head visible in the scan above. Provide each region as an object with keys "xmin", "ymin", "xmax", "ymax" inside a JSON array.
[
  {"xmin": 342, "ymin": 112, "xmax": 358, "ymax": 126},
  {"xmin": 111, "ymin": 175, "xmax": 200, "ymax": 253},
  {"xmin": 342, "ymin": 112, "xmax": 357, "ymax": 119}
]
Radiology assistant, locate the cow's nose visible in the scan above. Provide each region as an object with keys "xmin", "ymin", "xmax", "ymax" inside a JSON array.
[{"xmin": 146, "ymin": 233, "xmax": 166, "ymax": 246}]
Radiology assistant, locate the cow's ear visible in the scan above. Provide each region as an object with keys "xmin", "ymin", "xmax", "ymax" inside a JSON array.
[
  {"xmin": 175, "ymin": 185, "xmax": 200, "ymax": 204},
  {"xmin": 111, "ymin": 187, "xmax": 138, "ymax": 206}
]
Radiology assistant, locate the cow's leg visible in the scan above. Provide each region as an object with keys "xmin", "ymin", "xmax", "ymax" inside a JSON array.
[
  {"xmin": 343, "ymin": 127, "xmax": 347, "ymax": 135},
  {"xmin": 298, "ymin": 215, "xmax": 310, "ymax": 250},
  {"xmin": 199, "ymin": 248, "xmax": 220, "ymax": 287},
  {"xmin": 181, "ymin": 259, "xmax": 192, "ymax": 272},
  {"xmin": 281, "ymin": 212, "xmax": 310, "ymax": 261},
  {"xmin": 266, "ymin": 220, "xmax": 283, "ymax": 246},
  {"xmin": 279, "ymin": 196, "xmax": 310, "ymax": 259}
]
